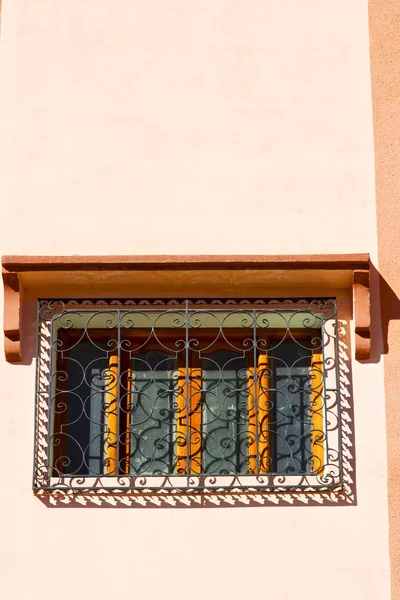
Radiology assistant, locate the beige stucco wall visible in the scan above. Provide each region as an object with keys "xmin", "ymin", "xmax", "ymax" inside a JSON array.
[
  {"xmin": 0, "ymin": 1, "xmax": 390, "ymax": 599},
  {"xmin": 370, "ymin": 1, "xmax": 400, "ymax": 598}
]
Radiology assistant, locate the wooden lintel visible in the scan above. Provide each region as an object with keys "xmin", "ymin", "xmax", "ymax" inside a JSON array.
[
  {"xmin": 2, "ymin": 269, "xmax": 21, "ymax": 362},
  {"xmin": 2, "ymin": 253, "xmax": 371, "ymax": 272},
  {"xmin": 1, "ymin": 254, "xmax": 371, "ymax": 363}
]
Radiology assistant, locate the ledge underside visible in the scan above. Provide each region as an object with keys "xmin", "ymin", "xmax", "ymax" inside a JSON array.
[{"xmin": 1, "ymin": 254, "xmax": 371, "ymax": 362}]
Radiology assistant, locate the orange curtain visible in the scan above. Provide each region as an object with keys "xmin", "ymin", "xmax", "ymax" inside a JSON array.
[
  {"xmin": 176, "ymin": 366, "xmax": 202, "ymax": 474},
  {"xmin": 310, "ymin": 352, "xmax": 324, "ymax": 475},
  {"xmin": 104, "ymin": 353, "xmax": 119, "ymax": 474},
  {"xmin": 248, "ymin": 353, "xmax": 270, "ymax": 474},
  {"xmin": 188, "ymin": 367, "xmax": 202, "ymax": 474}
]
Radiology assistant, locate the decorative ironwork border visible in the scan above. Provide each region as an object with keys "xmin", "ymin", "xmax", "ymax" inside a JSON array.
[{"xmin": 32, "ymin": 297, "xmax": 351, "ymax": 506}]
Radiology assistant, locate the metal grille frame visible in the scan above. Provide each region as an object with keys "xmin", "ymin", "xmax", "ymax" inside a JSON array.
[{"xmin": 33, "ymin": 297, "xmax": 342, "ymax": 496}]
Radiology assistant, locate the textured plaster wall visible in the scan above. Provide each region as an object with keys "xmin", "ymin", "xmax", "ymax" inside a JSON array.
[
  {"xmin": 1, "ymin": 0, "xmax": 376, "ymax": 256},
  {"xmin": 370, "ymin": 1, "xmax": 400, "ymax": 598},
  {"xmin": 0, "ymin": 2, "xmax": 390, "ymax": 599}
]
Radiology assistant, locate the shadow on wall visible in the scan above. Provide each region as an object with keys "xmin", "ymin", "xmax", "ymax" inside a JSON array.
[
  {"xmin": 14, "ymin": 263, "xmax": 400, "ymax": 508},
  {"xmin": 32, "ymin": 262, "xmax": 400, "ymax": 509},
  {"xmin": 370, "ymin": 263, "xmax": 400, "ymax": 359}
]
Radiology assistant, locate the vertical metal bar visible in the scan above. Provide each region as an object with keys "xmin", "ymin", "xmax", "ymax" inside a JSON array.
[
  {"xmin": 253, "ymin": 310, "xmax": 260, "ymax": 474},
  {"xmin": 185, "ymin": 300, "xmax": 190, "ymax": 486},
  {"xmin": 116, "ymin": 310, "xmax": 121, "ymax": 477}
]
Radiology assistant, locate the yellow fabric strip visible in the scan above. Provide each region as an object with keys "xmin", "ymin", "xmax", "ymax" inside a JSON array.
[
  {"xmin": 257, "ymin": 354, "xmax": 271, "ymax": 474},
  {"xmin": 176, "ymin": 367, "xmax": 203, "ymax": 474},
  {"xmin": 248, "ymin": 366, "xmax": 257, "ymax": 474},
  {"xmin": 105, "ymin": 354, "xmax": 119, "ymax": 474},
  {"xmin": 176, "ymin": 367, "xmax": 189, "ymax": 474},
  {"xmin": 188, "ymin": 367, "xmax": 202, "ymax": 474},
  {"xmin": 310, "ymin": 352, "xmax": 324, "ymax": 475},
  {"xmin": 248, "ymin": 354, "xmax": 270, "ymax": 474}
]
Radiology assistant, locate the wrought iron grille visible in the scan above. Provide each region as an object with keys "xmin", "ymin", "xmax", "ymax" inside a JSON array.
[{"xmin": 33, "ymin": 298, "xmax": 341, "ymax": 493}]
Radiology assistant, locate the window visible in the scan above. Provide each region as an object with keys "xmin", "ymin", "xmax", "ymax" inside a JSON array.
[{"xmin": 34, "ymin": 298, "xmax": 341, "ymax": 493}]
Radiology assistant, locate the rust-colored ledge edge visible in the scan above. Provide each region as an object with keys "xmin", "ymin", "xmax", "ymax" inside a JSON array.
[
  {"xmin": 2, "ymin": 270, "xmax": 20, "ymax": 362},
  {"xmin": 353, "ymin": 269, "xmax": 371, "ymax": 361},
  {"xmin": 2, "ymin": 253, "xmax": 370, "ymax": 272},
  {"xmin": 1, "ymin": 254, "xmax": 371, "ymax": 363}
]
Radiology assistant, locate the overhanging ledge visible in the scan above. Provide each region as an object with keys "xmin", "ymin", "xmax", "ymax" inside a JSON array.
[{"xmin": 1, "ymin": 254, "xmax": 371, "ymax": 363}]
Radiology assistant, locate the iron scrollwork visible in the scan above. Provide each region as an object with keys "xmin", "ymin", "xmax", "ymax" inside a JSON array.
[{"xmin": 33, "ymin": 298, "xmax": 342, "ymax": 495}]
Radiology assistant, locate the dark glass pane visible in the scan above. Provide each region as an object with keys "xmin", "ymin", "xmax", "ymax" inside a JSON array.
[
  {"xmin": 129, "ymin": 350, "xmax": 176, "ymax": 475},
  {"xmin": 52, "ymin": 341, "xmax": 109, "ymax": 476},
  {"xmin": 272, "ymin": 342, "xmax": 313, "ymax": 474},
  {"xmin": 50, "ymin": 332, "xmax": 319, "ymax": 479},
  {"xmin": 202, "ymin": 350, "xmax": 249, "ymax": 474}
]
